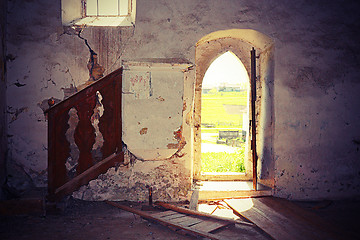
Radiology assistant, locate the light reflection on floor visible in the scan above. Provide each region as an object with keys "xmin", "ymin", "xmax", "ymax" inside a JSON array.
[{"xmin": 198, "ymin": 198, "xmax": 254, "ymax": 219}]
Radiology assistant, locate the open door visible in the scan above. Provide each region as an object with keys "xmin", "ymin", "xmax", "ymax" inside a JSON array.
[
  {"xmin": 200, "ymin": 51, "xmax": 249, "ymax": 176},
  {"xmin": 194, "ymin": 29, "xmax": 275, "ymax": 197}
]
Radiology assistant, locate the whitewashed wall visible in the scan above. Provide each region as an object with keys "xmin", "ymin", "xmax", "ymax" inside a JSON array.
[{"xmin": 5, "ymin": 0, "xmax": 360, "ymax": 200}]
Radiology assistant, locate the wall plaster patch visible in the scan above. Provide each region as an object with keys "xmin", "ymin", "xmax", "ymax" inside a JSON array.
[{"xmin": 128, "ymin": 72, "xmax": 152, "ymax": 99}]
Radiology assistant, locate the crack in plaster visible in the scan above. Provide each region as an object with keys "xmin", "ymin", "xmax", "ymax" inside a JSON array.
[
  {"xmin": 106, "ymin": 26, "xmax": 136, "ymax": 75},
  {"xmin": 76, "ymin": 28, "xmax": 105, "ymax": 82},
  {"xmin": 7, "ymin": 107, "xmax": 28, "ymax": 123}
]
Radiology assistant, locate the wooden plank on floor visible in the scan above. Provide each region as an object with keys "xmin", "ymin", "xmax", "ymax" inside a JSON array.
[
  {"xmin": 255, "ymin": 197, "xmax": 337, "ymax": 234},
  {"xmin": 252, "ymin": 197, "xmax": 345, "ymax": 240},
  {"xmin": 254, "ymin": 197, "xmax": 350, "ymax": 239},
  {"xmin": 224, "ymin": 198, "xmax": 341, "ymax": 240},
  {"xmin": 106, "ymin": 201, "xmax": 224, "ymax": 240},
  {"xmin": 161, "ymin": 213, "xmax": 186, "ymax": 221},
  {"xmin": 150, "ymin": 210, "xmax": 179, "ymax": 218},
  {"xmin": 191, "ymin": 219, "xmax": 232, "ymax": 233},
  {"xmin": 225, "ymin": 199, "xmax": 289, "ymax": 240},
  {"xmin": 175, "ymin": 216, "xmax": 203, "ymax": 227},
  {"xmin": 225, "ymin": 198, "xmax": 302, "ymax": 240},
  {"xmin": 166, "ymin": 215, "xmax": 203, "ymax": 225},
  {"xmin": 255, "ymin": 197, "xmax": 321, "ymax": 223},
  {"xmin": 155, "ymin": 201, "xmax": 252, "ymax": 227},
  {"xmin": 167, "ymin": 215, "xmax": 190, "ymax": 224}
]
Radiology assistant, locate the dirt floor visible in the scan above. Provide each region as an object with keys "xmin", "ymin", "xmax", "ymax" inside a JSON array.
[
  {"xmin": 0, "ymin": 198, "xmax": 196, "ymax": 240},
  {"xmin": 0, "ymin": 197, "xmax": 359, "ymax": 240},
  {"xmin": 0, "ymin": 198, "xmax": 271, "ymax": 240}
]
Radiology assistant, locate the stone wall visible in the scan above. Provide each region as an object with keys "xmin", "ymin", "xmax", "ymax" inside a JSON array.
[
  {"xmin": 5, "ymin": 0, "xmax": 360, "ymax": 201},
  {"xmin": 0, "ymin": 0, "xmax": 7, "ymax": 200}
]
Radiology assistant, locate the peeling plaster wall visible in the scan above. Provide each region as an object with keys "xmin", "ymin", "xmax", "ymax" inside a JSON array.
[
  {"xmin": 5, "ymin": 0, "xmax": 360, "ymax": 201},
  {"xmin": 74, "ymin": 61, "xmax": 195, "ymax": 202},
  {"xmin": 0, "ymin": 0, "xmax": 7, "ymax": 200},
  {"xmin": 6, "ymin": 0, "xmax": 89, "ymax": 190},
  {"xmin": 270, "ymin": 2, "xmax": 360, "ymax": 200},
  {"xmin": 122, "ymin": 61, "xmax": 191, "ymax": 160},
  {"xmin": 73, "ymin": 159, "xmax": 191, "ymax": 202}
]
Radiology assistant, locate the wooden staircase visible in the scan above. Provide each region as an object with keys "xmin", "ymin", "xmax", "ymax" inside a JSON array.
[{"xmin": 45, "ymin": 68, "xmax": 124, "ymax": 202}]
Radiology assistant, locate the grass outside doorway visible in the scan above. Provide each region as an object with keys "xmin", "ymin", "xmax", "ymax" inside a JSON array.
[
  {"xmin": 201, "ymin": 148, "xmax": 245, "ymax": 172},
  {"xmin": 201, "ymin": 90, "xmax": 247, "ymax": 173}
]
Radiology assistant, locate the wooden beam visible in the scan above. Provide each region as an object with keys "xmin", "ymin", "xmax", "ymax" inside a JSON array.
[
  {"xmin": 45, "ymin": 68, "xmax": 123, "ymax": 115},
  {"xmin": 155, "ymin": 201, "xmax": 253, "ymax": 227},
  {"xmin": 106, "ymin": 201, "xmax": 224, "ymax": 240},
  {"xmin": 49, "ymin": 152, "xmax": 123, "ymax": 201},
  {"xmin": 189, "ymin": 189, "xmax": 199, "ymax": 211}
]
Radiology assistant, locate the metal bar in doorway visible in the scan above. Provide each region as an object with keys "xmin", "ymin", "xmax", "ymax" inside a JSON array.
[{"xmin": 250, "ymin": 47, "xmax": 258, "ymax": 191}]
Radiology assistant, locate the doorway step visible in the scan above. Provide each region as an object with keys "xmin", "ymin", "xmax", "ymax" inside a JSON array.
[{"xmin": 195, "ymin": 181, "xmax": 272, "ymax": 201}]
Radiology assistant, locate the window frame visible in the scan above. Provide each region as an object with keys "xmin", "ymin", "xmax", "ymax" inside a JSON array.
[{"xmin": 62, "ymin": 0, "xmax": 136, "ymax": 27}]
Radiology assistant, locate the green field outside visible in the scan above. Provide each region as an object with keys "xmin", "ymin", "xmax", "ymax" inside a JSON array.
[
  {"xmin": 201, "ymin": 90, "xmax": 248, "ymax": 173},
  {"xmin": 201, "ymin": 149, "xmax": 246, "ymax": 173},
  {"xmin": 201, "ymin": 90, "xmax": 247, "ymax": 129}
]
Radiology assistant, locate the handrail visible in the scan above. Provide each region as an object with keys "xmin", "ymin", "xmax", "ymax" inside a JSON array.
[
  {"xmin": 47, "ymin": 68, "xmax": 123, "ymax": 201},
  {"xmin": 45, "ymin": 68, "xmax": 122, "ymax": 114}
]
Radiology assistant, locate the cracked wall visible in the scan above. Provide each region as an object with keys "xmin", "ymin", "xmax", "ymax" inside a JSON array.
[
  {"xmin": 121, "ymin": 61, "xmax": 191, "ymax": 160},
  {"xmin": 73, "ymin": 159, "xmax": 191, "ymax": 202},
  {"xmin": 73, "ymin": 61, "xmax": 195, "ymax": 202},
  {"xmin": 5, "ymin": 0, "xmax": 360, "ymax": 201}
]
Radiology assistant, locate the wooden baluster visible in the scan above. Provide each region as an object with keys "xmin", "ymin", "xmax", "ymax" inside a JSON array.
[
  {"xmin": 100, "ymin": 74, "xmax": 122, "ymax": 159},
  {"xmin": 99, "ymin": 85, "xmax": 116, "ymax": 159},
  {"xmin": 46, "ymin": 68, "xmax": 123, "ymax": 201},
  {"xmin": 48, "ymin": 109, "xmax": 70, "ymax": 197},
  {"xmin": 74, "ymin": 94, "xmax": 97, "ymax": 174}
]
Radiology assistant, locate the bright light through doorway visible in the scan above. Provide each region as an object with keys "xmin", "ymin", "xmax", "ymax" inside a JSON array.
[
  {"xmin": 201, "ymin": 51, "xmax": 249, "ymax": 173},
  {"xmin": 203, "ymin": 52, "xmax": 249, "ymax": 89}
]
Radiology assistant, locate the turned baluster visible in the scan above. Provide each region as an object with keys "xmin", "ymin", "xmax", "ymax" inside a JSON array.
[{"xmin": 74, "ymin": 94, "xmax": 97, "ymax": 174}]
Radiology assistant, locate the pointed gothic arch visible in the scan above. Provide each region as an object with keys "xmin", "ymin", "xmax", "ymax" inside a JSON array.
[
  {"xmin": 201, "ymin": 51, "xmax": 249, "ymax": 173},
  {"xmin": 193, "ymin": 29, "xmax": 275, "ymax": 189}
]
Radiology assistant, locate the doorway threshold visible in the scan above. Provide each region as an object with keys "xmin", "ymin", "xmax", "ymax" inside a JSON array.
[
  {"xmin": 195, "ymin": 181, "xmax": 272, "ymax": 201},
  {"xmin": 200, "ymin": 172, "xmax": 250, "ymax": 181}
]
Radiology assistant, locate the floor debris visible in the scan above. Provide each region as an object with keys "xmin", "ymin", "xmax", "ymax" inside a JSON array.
[
  {"xmin": 107, "ymin": 200, "xmax": 265, "ymax": 240},
  {"xmin": 223, "ymin": 197, "xmax": 353, "ymax": 240}
]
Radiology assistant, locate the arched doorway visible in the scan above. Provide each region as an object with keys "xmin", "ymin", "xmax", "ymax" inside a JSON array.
[
  {"xmin": 201, "ymin": 51, "xmax": 249, "ymax": 174},
  {"xmin": 193, "ymin": 29, "xmax": 275, "ymax": 190}
]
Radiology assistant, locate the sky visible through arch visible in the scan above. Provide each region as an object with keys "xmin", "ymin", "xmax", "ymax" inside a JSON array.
[{"xmin": 202, "ymin": 51, "xmax": 249, "ymax": 89}]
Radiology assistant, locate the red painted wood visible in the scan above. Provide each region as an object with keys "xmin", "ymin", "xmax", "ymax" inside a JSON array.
[
  {"xmin": 99, "ymin": 83, "xmax": 117, "ymax": 159},
  {"xmin": 99, "ymin": 68, "xmax": 122, "ymax": 159},
  {"xmin": 54, "ymin": 153, "xmax": 124, "ymax": 201},
  {"xmin": 47, "ymin": 110, "xmax": 70, "ymax": 196},
  {"xmin": 45, "ymin": 68, "xmax": 123, "ymax": 115},
  {"xmin": 74, "ymin": 94, "xmax": 97, "ymax": 174},
  {"xmin": 47, "ymin": 68, "xmax": 123, "ymax": 201},
  {"xmin": 115, "ymin": 70, "xmax": 122, "ymax": 154}
]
